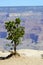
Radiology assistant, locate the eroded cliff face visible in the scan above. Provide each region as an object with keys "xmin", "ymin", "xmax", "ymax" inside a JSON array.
[{"xmin": 0, "ymin": 7, "xmax": 43, "ymax": 50}]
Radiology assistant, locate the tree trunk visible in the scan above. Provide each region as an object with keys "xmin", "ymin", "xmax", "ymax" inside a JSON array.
[{"xmin": 14, "ymin": 42, "xmax": 16, "ymax": 55}]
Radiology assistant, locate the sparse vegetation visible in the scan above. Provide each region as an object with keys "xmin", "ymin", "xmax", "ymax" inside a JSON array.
[{"xmin": 5, "ymin": 18, "xmax": 25, "ymax": 55}]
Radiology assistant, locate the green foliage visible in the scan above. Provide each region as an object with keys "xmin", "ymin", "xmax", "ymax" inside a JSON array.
[
  {"xmin": 6, "ymin": 44, "xmax": 11, "ymax": 47},
  {"xmin": 15, "ymin": 18, "xmax": 21, "ymax": 24},
  {"xmin": 5, "ymin": 18, "xmax": 25, "ymax": 45}
]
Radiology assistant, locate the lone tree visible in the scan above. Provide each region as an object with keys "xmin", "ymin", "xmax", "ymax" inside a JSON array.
[{"xmin": 5, "ymin": 18, "xmax": 25, "ymax": 55}]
